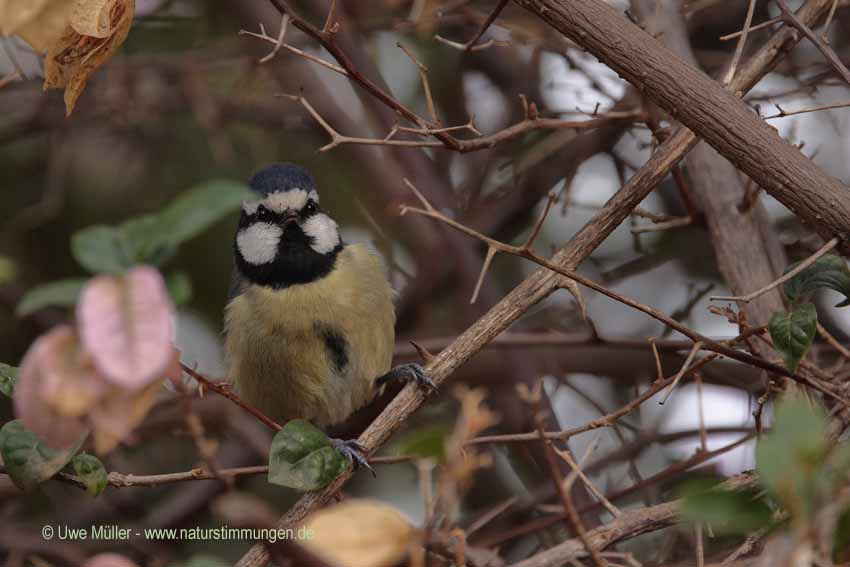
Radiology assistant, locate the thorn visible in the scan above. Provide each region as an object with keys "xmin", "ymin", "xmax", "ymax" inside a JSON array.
[
  {"xmin": 558, "ymin": 280, "xmax": 586, "ymax": 321},
  {"xmin": 409, "ymin": 340, "xmax": 436, "ymax": 364}
]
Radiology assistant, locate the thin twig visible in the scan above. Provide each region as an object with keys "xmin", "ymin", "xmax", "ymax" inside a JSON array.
[
  {"xmin": 719, "ymin": 16, "xmax": 782, "ymax": 40},
  {"xmin": 710, "ymin": 237, "xmax": 838, "ymax": 302},
  {"xmin": 816, "ymin": 322, "xmax": 850, "ymax": 363},
  {"xmin": 397, "ymin": 42, "xmax": 438, "ymax": 126},
  {"xmin": 762, "ymin": 99, "xmax": 850, "ymax": 119},
  {"xmin": 631, "ymin": 216, "xmax": 692, "ymax": 234},
  {"xmin": 776, "ymin": 0, "xmax": 850, "ymax": 88},
  {"xmin": 660, "ymin": 341, "xmax": 703, "ymax": 405},
  {"xmin": 820, "ymin": 0, "xmax": 841, "ymax": 43},
  {"xmin": 239, "ymin": 22, "xmax": 348, "ymax": 74},
  {"xmin": 649, "ymin": 337, "xmax": 664, "ymax": 382},
  {"xmin": 25, "ymin": 454, "xmax": 412, "ymax": 491},
  {"xmin": 723, "ymin": 0, "xmax": 757, "ymax": 84},
  {"xmin": 179, "ymin": 363, "xmax": 282, "ymax": 432},
  {"xmin": 533, "ymin": 399, "xmax": 608, "ymax": 566},
  {"xmin": 440, "ymin": 0, "xmax": 510, "ymax": 51},
  {"xmin": 261, "ymin": 14, "xmax": 289, "ymax": 63},
  {"xmin": 556, "ymin": 445, "xmax": 622, "ymax": 518},
  {"xmin": 695, "ymin": 372, "xmax": 708, "ymax": 453},
  {"xmin": 695, "ymin": 523, "xmax": 705, "ymax": 567}
]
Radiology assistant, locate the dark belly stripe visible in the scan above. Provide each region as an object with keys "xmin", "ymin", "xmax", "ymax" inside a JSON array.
[{"xmin": 316, "ymin": 324, "xmax": 349, "ymax": 373}]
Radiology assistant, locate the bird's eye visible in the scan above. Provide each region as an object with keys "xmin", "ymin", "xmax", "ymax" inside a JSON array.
[
  {"xmin": 256, "ymin": 205, "xmax": 274, "ymax": 222},
  {"xmin": 303, "ymin": 200, "xmax": 318, "ymax": 215}
]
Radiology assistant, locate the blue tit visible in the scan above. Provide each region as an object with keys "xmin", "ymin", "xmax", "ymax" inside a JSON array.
[{"xmin": 224, "ymin": 163, "xmax": 434, "ymax": 467}]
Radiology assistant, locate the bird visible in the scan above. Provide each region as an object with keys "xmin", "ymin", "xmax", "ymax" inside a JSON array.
[{"xmin": 224, "ymin": 163, "xmax": 434, "ymax": 469}]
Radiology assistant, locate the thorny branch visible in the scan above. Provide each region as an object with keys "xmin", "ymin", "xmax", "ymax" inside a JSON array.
[
  {"xmin": 282, "ymin": 92, "xmax": 642, "ymax": 153},
  {"xmin": 400, "ymin": 182, "xmax": 849, "ymax": 405}
]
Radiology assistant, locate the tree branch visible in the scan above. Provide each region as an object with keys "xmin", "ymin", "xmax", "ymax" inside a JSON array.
[{"xmin": 513, "ymin": 0, "xmax": 850, "ymax": 254}]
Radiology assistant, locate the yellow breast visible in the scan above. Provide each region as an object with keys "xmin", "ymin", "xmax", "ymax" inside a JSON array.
[{"xmin": 224, "ymin": 244, "xmax": 395, "ymax": 426}]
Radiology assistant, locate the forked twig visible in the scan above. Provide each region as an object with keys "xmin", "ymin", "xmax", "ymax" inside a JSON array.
[{"xmin": 435, "ymin": 0, "xmax": 510, "ymax": 52}]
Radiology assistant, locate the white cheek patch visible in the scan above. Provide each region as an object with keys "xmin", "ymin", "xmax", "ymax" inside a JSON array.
[
  {"xmin": 264, "ymin": 189, "xmax": 320, "ymax": 213},
  {"xmin": 236, "ymin": 223, "xmax": 283, "ymax": 265},
  {"xmin": 302, "ymin": 213, "xmax": 341, "ymax": 254}
]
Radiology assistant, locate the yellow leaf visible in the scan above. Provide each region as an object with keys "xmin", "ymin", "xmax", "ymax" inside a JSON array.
[
  {"xmin": 71, "ymin": 0, "xmax": 117, "ymax": 38},
  {"xmin": 4, "ymin": 0, "xmax": 73, "ymax": 54},
  {"xmin": 90, "ymin": 379, "xmax": 160, "ymax": 453},
  {"xmin": 302, "ymin": 499, "xmax": 417, "ymax": 567},
  {"xmin": 43, "ymin": 0, "xmax": 134, "ymax": 116},
  {"xmin": 0, "ymin": 0, "xmax": 50, "ymax": 35}
]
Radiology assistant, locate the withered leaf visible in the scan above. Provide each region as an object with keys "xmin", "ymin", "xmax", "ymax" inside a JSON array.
[
  {"xmin": 43, "ymin": 0, "xmax": 135, "ymax": 115},
  {"xmin": 1, "ymin": 0, "xmax": 73, "ymax": 53},
  {"xmin": 302, "ymin": 499, "xmax": 417, "ymax": 567}
]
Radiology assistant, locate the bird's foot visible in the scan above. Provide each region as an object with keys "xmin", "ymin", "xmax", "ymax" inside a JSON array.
[
  {"xmin": 375, "ymin": 363, "xmax": 437, "ymax": 395},
  {"xmin": 330, "ymin": 438, "xmax": 375, "ymax": 477}
]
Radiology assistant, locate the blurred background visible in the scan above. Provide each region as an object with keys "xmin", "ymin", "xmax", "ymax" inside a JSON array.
[{"xmin": 2, "ymin": 0, "xmax": 850, "ymax": 564}]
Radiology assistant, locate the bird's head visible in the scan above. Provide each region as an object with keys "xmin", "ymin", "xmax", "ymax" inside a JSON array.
[{"xmin": 234, "ymin": 163, "xmax": 343, "ymax": 288}]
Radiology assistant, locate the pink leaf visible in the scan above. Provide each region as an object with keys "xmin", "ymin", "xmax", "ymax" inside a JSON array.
[
  {"xmin": 84, "ymin": 554, "xmax": 140, "ymax": 567},
  {"xmin": 14, "ymin": 325, "xmax": 90, "ymax": 448},
  {"xmin": 78, "ymin": 266, "xmax": 174, "ymax": 389}
]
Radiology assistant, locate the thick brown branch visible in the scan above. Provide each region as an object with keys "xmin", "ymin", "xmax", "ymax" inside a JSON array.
[{"xmin": 513, "ymin": 0, "xmax": 850, "ymax": 253}]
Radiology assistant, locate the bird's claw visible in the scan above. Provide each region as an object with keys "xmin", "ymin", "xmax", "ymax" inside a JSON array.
[
  {"xmin": 376, "ymin": 363, "xmax": 437, "ymax": 394},
  {"xmin": 331, "ymin": 438, "xmax": 375, "ymax": 477}
]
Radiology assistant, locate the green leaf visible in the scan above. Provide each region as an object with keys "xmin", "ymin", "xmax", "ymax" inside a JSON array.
[
  {"xmin": 756, "ymin": 397, "xmax": 829, "ymax": 518},
  {"xmin": 16, "ymin": 279, "xmax": 87, "ymax": 317},
  {"xmin": 0, "ymin": 420, "xmax": 85, "ymax": 491},
  {"xmin": 119, "ymin": 214, "xmax": 176, "ymax": 266},
  {"xmin": 769, "ymin": 303, "xmax": 817, "ymax": 372},
  {"xmin": 388, "ymin": 423, "xmax": 451, "ymax": 461},
  {"xmin": 165, "ymin": 271, "xmax": 193, "ymax": 306},
  {"xmin": 678, "ymin": 479, "xmax": 773, "ymax": 535},
  {"xmin": 147, "ymin": 180, "xmax": 250, "ymax": 253},
  {"xmin": 71, "ymin": 225, "xmax": 132, "ymax": 274},
  {"xmin": 0, "ymin": 363, "xmax": 17, "ymax": 397},
  {"xmin": 268, "ymin": 419, "xmax": 348, "ymax": 491},
  {"xmin": 784, "ymin": 254, "xmax": 850, "ymax": 307},
  {"xmin": 70, "ymin": 180, "xmax": 248, "ymax": 271},
  {"xmin": 70, "ymin": 453, "xmax": 108, "ymax": 496}
]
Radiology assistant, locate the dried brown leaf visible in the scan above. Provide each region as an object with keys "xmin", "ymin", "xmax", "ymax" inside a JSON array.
[
  {"xmin": 3, "ymin": 0, "xmax": 73, "ymax": 53},
  {"xmin": 43, "ymin": 0, "xmax": 134, "ymax": 115},
  {"xmin": 0, "ymin": 0, "xmax": 51, "ymax": 35},
  {"xmin": 70, "ymin": 0, "xmax": 117, "ymax": 37},
  {"xmin": 89, "ymin": 379, "xmax": 160, "ymax": 453}
]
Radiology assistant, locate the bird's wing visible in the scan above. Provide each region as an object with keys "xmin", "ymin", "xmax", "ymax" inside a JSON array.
[{"xmin": 226, "ymin": 265, "xmax": 246, "ymax": 304}]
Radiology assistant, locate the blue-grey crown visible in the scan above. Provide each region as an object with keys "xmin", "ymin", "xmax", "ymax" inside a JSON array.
[{"xmin": 248, "ymin": 163, "xmax": 316, "ymax": 196}]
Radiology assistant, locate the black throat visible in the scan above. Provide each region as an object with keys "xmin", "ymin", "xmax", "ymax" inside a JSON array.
[{"xmin": 234, "ymin": 224, "xmax": 344, "ymax": 289}]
